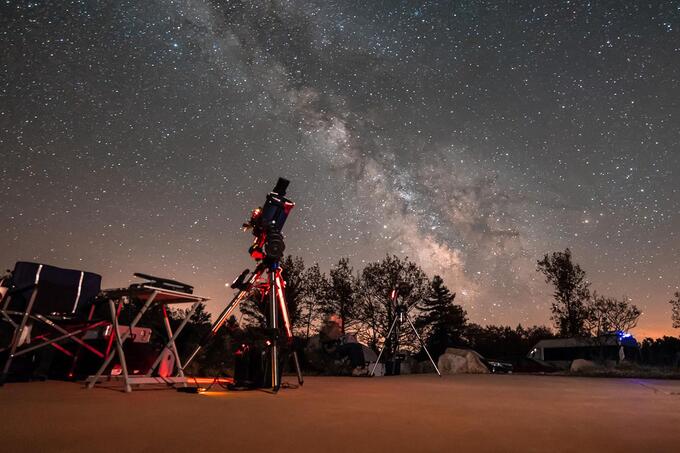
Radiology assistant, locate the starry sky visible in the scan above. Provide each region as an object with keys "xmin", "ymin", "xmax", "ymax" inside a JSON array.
[{"xmin": 1, "ymin": 0, "xmax": 679, "ymax": 337}]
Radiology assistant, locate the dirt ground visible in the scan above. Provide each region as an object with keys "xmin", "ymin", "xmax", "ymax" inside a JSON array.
[{"xmin": 1, "ymin": 374, "xmax": 679, "ymax": 452}]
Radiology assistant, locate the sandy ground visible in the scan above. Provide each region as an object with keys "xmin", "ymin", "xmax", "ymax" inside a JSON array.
[{"xmin": 1, "ymin": 375, "xmax": 679, "ymax": 453}]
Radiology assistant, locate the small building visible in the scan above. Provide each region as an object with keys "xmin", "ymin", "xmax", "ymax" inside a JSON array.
[{"xmin": 527, "ymin": 332, "xmax": 639, "ymax": 368}]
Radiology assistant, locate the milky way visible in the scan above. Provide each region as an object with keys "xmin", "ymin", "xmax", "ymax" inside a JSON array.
[{"xmin": 1, "ymin": 1, "xmax": 679, "ymax": 336}]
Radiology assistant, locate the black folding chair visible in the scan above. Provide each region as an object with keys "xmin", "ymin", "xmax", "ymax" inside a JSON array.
[{"xmin": 0, "ymin": 261, "xmax": 109, "ymax": 384}]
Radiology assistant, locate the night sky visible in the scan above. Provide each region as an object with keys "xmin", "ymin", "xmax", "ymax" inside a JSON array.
[{"xmin": 2, "ymin": 1, "xmax": 678, "ymax": 337}]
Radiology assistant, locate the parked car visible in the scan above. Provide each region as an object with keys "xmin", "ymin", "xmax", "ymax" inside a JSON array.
[{"xmin": 483, "ymin": 358, "xmax": 513, "ymax": 374}]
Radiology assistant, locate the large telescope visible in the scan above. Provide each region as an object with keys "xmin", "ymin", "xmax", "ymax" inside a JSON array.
[{"xmin": 182, "ymin": 178, "xmax": 301, "ymax": 391}]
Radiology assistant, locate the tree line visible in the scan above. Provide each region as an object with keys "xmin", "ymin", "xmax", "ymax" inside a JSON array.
[
  {"xmin": 153, "ymin": 249, "xmax": 679, "ymax": 373},
  {"xmin": 237, "ymin": 254, "xmax": 554, "ymax": 361}
]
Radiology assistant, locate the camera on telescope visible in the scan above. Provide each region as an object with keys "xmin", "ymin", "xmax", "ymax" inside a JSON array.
[
  {"xmin": 390, "ymin": 282, "xmax": 413, "ymax": 301},
  {"xmin": 243, "ymin": 178, "xmax": 295, "ymax": 262}
]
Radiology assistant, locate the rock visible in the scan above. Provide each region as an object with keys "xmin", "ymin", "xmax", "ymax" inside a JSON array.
[
  {"xmin": 437, "ymin": 348, "xmax": 489, "ymax": 374},
  {"xmin": 570, "ymin": 359, "xmax": 597, "ymax": 372},
  {"xmin": 360, "ymin": 345, "xmax": 378, "ymax": 364}
]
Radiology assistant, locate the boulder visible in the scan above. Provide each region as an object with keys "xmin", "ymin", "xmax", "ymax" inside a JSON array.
[
  {"xmin": 570, "ymin": 359, "xmax": 598, "ymax": 373},
  {"xmin": 360, "ymin": 344, "xmax": 378, "ymax": 364},
  {"xmin": 437, "ymin": 348, "xmax": 489, "ymax": 374}
]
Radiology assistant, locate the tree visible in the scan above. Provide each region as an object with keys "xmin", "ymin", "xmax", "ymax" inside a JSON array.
[
  {"xmin": 640, "ymin": 336, "xmax": 680, "ymax": 367},
  {"xmin": 298, "ymin": 263, "xmax": 329, "ymax": 339},
  {"xmin": 415, "ymin": 275, "xmax": 466, "ymax": 358},
  {"xmin": 463, "ymin": 324, "xmax": 555, "ymax": 360},
  {"xmin": 585, "ymin": 293, "xmax": 641, "ymax": 336},
  {"xmin": 537, "ymin": 248, "xmax": 591, "ymax": 337},
  {"xmin": 355, "ymin": 255, "xmax": 430, "ymax": 351},
  {"xmin": 320, "ymin": 258, "xmax": 360, "ymax": 335},
  {"xmin": 670, "ymin": 292, "xmax": 680, "ymax": 329}
]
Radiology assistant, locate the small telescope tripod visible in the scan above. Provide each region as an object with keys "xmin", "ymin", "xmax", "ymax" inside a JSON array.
[
  {"xmin": 183, "ymin": 261, "xmax": 303, "ymax": 391},
  {"xmin": 369, "ymin": 288, "xmax": 441, "ymax": 377}
]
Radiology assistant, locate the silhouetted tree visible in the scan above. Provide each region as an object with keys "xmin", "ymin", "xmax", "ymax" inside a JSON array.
[
  {"xmin": 640, "ymin": 336, "xmax": 680, "ymax": 367},
  {"xmin": 298, "ymin": 263, "xmax": 329, "ymax": 339},
  {"xmin": 537, "ymin": 248, "xmax": 591, "ymax": 337},
  {"xmin": 240, "ymin": 285, "xmax": 267, "ymax": 327},
  {"xmin": 585, "ymin": 293, "xmax": 641, "ymax": 336},
  {"xmin": 415, "ymin": 275, "xmax": 466, "ymax": 358},
  {"xmin": 356, "ymin": 255, "xmax": 430, "ymax": 352},
  {"xmin": 321, "ymin": 258, "xmax": 360, "ymax": 335},
  {"xmin": 464, "ymin": 324, "xmax": 555, "ymax": 361},
  {"xmin": 670, "ymin": 292, "xmax": 680, "ymax": 329}
]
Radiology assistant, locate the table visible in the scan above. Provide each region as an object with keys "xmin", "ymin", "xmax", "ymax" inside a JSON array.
[{"xmin": 86, "ymin": 286, "xmax": 209, "ymax": 392}]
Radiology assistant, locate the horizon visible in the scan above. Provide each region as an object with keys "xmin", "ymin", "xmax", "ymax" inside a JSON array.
[{"xmin": 2, "ymin": 249, "xmax": 676, "ymax": 340}]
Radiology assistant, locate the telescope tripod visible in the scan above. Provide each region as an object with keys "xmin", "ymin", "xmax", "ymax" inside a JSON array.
[
  {"xmin": 369, "ymin": 299, "xmax": 441, "ymax": 377},
  {"xmin": 183, "ymin": 261, "xmax": 303, "ymax": 392}
]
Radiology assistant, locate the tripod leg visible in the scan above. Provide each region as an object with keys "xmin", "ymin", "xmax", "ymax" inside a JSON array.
[
  {"xmin": 274, "ymin": 272, "xmax": 293, "ymax": 341},
  {"xmin": 370, "ymin": 316, "xmax": 399, "ymax": 377},
  {"xmin": 405, "ymin": 316, "xmax": 441, "ymax": 376},
  {"xmin": 292, "ymin": 351, "xmax": 304, "ymax": 386},
  {"xmin": 182, "ymin": 268, "xmax": 263, "ymax": 370},
  {"xmin": 274, "ymin": 271, "xmax": 303, "ymax": 386},
  {"xmin": 269, "ymin": 268, "xmax": 280, "ymax": 392}
]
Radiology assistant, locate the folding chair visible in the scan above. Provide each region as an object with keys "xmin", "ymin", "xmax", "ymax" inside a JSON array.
[{"xmin": 0, "ymin": 261, "xmax": 109, "ymax": 384}]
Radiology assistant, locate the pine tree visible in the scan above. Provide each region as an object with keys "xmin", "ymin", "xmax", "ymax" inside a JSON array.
[
  {"xmin": 299, "ymin": 263, "xmax": 329, "ymax": 339},
  {"xmin": 416, "ymin": 275, "xmax": 467, "ymax": 358},
  {"xmin": 321, "ymin": 258, "xmax": 359, "ymax": 335}
]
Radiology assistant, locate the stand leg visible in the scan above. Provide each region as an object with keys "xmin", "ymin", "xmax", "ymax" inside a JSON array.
[
  {"xmin": 273, "ymin": 271, "xmax": 303, "ymax": 386},
  {"xmin": 162, "ymin": 305, "xmax": 183, "ymax": 381},
  {"xmin": 405, "ymin": 316, "xmax": 441, "ymax": 376},
  {"xmin": 269, "ymin": 269, "xmax": 280, "ymax": 391},
  {"xmin": 148, "ymin": 302, "xmax": 197, "ymax": 382},
  {"xmin": 291, "ymin": 351, "xmax": 304, "ymax": 386},
  {"xmin": 370, "ymin": 316, "xmax": 399, "ymax": 377},
  {"xmin": 88, "ymin": 294, "xmax": 155, "ymax": 391},
  {"xmin": 182, "ymin": 268, "xmax": 263, "ymax": 370},
  {"xmin": 109, "ymin": 299, "xmax": 131, "ymax": 392},
  {"xmin": 1, "ymin": 286, "xmax": 38, "ymax": 384},
  {"xmin": 68, "ymin": 304, "xmax": 96, "ymax": 379}
]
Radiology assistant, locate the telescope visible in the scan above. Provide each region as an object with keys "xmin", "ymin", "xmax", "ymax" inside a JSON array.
[
  {"xmin": 243, "ymin": 178, "xmax": 294, "ymax": 262},
  {"xmin": 183, "ymin": 178, "xmax": 301, "ymax": 391}
]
